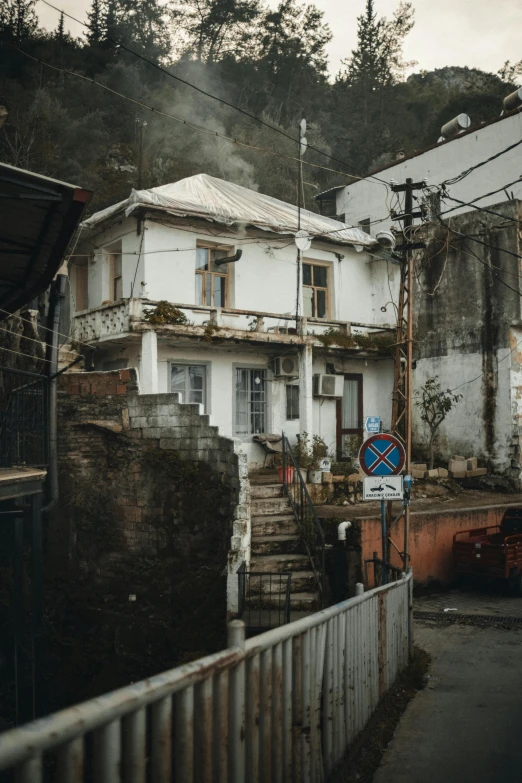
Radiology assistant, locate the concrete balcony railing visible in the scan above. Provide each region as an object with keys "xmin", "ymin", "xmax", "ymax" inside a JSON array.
[{"xmin": 73, "ymin": 298, "xmax": 395, "ymax": 347}]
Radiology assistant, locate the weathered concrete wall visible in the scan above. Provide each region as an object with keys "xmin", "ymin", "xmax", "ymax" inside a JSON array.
[
  {"xmin": 411, "ymin": 201, "xmax": 522, "ymax": 477},
  {"xmin": 359, "ymin": 504, "xmax": 518, "ymax": 587},
  {"xmin": 50, "ymin": 370, "xmax": 250, "ymax": 617}
]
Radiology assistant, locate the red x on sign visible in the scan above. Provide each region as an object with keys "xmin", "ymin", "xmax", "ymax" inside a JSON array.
[{"xmin": 359, "ymin": 433, "xmax": 405, "ymax": 477}]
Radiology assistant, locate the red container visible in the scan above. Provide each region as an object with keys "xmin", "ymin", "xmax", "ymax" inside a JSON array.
[{"xmin": 278, "ymin": 466, "xmax": 294, "ymax": 484}]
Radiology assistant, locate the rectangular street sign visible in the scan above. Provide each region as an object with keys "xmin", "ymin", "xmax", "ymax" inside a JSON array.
[
  {"xmin": 364, "ymin": 416, "xmax": 381, "ymax": 434},
  {"xmin": 363, "ymin": 475, "xmax": 403, "ymax": 501}
]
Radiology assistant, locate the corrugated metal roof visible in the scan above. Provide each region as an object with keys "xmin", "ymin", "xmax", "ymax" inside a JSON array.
[
  {"xmin": 82, "ymin": 173, "xmax": 377, "ymax": 248},
  {"xmin": 0, "ymin": 163, "xmax": 92, "ymax": 317}
]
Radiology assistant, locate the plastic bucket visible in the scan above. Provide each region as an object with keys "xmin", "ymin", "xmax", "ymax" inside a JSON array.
[{"xmin": 278, "ymin": 466, "xmax": 294, "ymax": 484}]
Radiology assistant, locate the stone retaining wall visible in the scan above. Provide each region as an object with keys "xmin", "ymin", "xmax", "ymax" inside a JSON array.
[{"xmin": 50, "ymin": 370, "xmax": 250, "ymax": 617}]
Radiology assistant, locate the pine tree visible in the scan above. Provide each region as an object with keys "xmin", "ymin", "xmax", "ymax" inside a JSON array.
[
  {"xmin": 87, "ymin": 0, "xmax": 103, "ymax": 44},
  {"xmin": 344, "ymin": 0, "xmax": 414, "ymax": 90},
  {"xmin": 0, "ymin": 0, "xmax": 38, "ymax": 41},
  {"xmin": 55, "ymin": 10, "xmax": 64, "ymax": 43}
]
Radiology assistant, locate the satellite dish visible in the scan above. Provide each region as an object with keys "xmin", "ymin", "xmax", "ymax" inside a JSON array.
[{"xmin": 295, "ymin": 230, "xmax": 312, "ymax": 252}]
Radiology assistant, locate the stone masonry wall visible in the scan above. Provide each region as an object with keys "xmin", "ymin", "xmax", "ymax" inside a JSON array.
[{"xmin": 50, "ymin": 369, "xmax": 250, "ymax": 619}]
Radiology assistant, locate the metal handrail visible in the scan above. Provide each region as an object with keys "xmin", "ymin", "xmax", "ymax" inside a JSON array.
[
  {"xmin": 0, "ymin": 573, "xmax": 413, "ymax": 781},
  {"xmin": 281, "ymin": 433, "xmax": 325, "ymax": 601},
  {"xmin": 238, "ymin": 565, "xmax": 292, "ymax": 629}
]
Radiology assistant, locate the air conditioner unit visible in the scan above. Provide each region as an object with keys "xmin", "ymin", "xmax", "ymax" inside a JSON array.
[
  {"xmin": 273, "ymin": 355, "xmax": 299, "ymax": 378},
  {"xmin": 313, "ymin": 373, "xmax": 344, "ymax": 397}
]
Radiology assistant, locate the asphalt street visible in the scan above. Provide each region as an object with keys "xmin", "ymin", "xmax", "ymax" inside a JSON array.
[{"xmin": 373, "ymin": 620, "xmax": 522, "ymax": 783}]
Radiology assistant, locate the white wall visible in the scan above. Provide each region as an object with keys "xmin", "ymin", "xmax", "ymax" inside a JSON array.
[
  {"xmin": 75, "ymin": 208, "xmax": 398, "ymax": 466},
  {"xmin": 92, "ymin": 337, "xmax": 394, "ymax": 465},
  {"xmin": 80, "ymin": 218, "xmax": 145, "ymax": 308},
  {"xmin": 77, "ymin": 220, "xmax": 393, "ymax": 326},
  {"xmin": 336, "ymin": 112, "xmax": 522, "ymax": 233}
]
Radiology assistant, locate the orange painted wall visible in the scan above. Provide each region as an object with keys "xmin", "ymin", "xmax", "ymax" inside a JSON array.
[{"xmin": 359, "ymin": 505, "xmax": 514, "ymax": 587}]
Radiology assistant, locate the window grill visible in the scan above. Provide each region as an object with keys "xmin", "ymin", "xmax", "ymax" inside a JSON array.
[
  {"xmin": 0, "ymin": 367, "xmax": 48, "ymax": 468},
  {"xmin": 235, "ymin": 368, "xmax": 266, "ymax": 434}
]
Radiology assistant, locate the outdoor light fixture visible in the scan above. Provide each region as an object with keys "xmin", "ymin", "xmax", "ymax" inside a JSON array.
[{"xmin": 375, "ymin": 230, "xmax": 396, "ymax": 250}]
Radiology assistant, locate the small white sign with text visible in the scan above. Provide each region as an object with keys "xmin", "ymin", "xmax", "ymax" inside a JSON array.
[{"xmin": 363, "ymin": 475, "xmax": 404, "ymax": 501}]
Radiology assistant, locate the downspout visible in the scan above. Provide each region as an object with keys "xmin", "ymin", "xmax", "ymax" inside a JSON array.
[{"xmin": 43, "ymin": 274, "xmax": 67, "ymax": 513}]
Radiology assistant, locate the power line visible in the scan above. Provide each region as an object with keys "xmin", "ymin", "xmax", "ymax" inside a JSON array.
[
  {"xmin": 442, "ymin": 137, "xmax": 522, "ymax": 187},
  {"xmin": 448, "ymin": 327, "xmax": 522, "ymax": 393},
  {"xmin": 444, "ymin": 223, "xmax": 522, "ymax": 263},
  {"xmin": 14, "ymin": 46, "xmax": 378, "ymax": 187},
  {"xmin": 440, "ymin": 191, "xmax": 522, "ymax": 226},
  {"xmin": 0, "ymin": 343, "xmax": 53, "ymax": 364},
  {"xmin": 0, "ymin": 306, "xmax": 94, "ymax": 350},
  {"xmin": 37, "ymin": 0, "xmax": 390, "ymax": 190},
  {"xmin": 450, "ymin": 240, "xmax": 522, "ymax": 299},
  {"xmin": 439, "ymin": 177, "xmax": 522, "ymax": 216}
]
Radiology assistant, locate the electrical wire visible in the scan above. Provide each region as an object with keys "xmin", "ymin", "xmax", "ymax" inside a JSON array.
[
  {"xmin": 448, "ymin": 331, "xmax": 522, "ymax": 393},
  {"xmin": 443, "ymin": 223, "xmax": 522, "ymax": 263},
  {"xmin": 0, "ymin": 344, "xmax": 53, "ymax": 364},
  {"xmin": 440, "ymin": 191, "xmax": 522, "ymax": 226},
  {"xmin": 130, "ymin": 230, "xmax": 145, "ymax": 298},
  {"xmin": 437, "ymin": 177, "xmax": 522, "ymax": 217},
  {"xmin": 0, "ymin": 306, "xmax": 94, "ymax": 350},
  {"xmin": 450, "ymin": 240, "xmax": 522, "ymax": 299},
  {"xmin": 13, "ymin": 45, "xmax": 378, "ymax": 188},
  {"xmin": 37, "ymin": 0, "xmax": 391, "ymax": 190},
  {"xmin": 442, "ymin": 137, "xmax": 522, "ymax": 187},
  {"xmin": 0, "ymin": 323, "xmax": 50, "ymax": 351}
]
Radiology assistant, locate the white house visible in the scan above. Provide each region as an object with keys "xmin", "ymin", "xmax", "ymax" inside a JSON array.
[
  {"xmin": 316, "ymin": 108, "xmax": 522, "ymax": 478},
  {"xmin": 70, "ymin": 173, "xmax": 398, "ymax": 466}
]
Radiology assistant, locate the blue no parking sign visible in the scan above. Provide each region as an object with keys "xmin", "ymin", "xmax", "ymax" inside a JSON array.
[{"xmin": 359, "ymin": 433, "xmax": 405, "ymax": 477}]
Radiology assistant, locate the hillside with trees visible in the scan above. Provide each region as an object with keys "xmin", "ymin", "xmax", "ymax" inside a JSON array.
[{"xmin": 0, "ymin": 0, "xmax": 519, "ymax": 214}]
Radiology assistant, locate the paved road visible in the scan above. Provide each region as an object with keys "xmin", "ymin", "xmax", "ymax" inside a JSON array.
[
  {"xmin": 414, "ymin": 581, "xmax": 522, "ymax": 618},
  {"xmin": 373, "ymin": 621, "xmax": 522, "ymax": 783}
]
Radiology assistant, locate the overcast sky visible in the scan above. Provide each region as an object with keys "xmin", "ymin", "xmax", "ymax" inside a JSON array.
[{"xmin": 38, "ymin": 0, "xmax": 522, "ymax": 79}]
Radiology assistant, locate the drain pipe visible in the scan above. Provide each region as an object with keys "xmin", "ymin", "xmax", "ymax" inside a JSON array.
[
  {"xmin": 43, "ymin": 274, "xmax": 67, "ymax": 513},
  {"xmin": 337, "ymin": 521, "xmax": 352, "ymax": 542}
]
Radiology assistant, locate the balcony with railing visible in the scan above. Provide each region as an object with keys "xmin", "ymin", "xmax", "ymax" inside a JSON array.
[{"xmin": 73, "ymin": 298, "xmax": 395, "ymax": 352}]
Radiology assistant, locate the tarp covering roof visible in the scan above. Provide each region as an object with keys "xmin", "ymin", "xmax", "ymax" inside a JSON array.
[
  {"xmin": 82, "ymin": 173, "xmax": 376, "ymax": 248},
  {"xmin": 0, "ymin": 163, "xmax": 92, "ymax": 318}
]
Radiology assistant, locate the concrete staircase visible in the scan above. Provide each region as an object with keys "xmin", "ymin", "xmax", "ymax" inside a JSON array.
[{"xmin": 248, "ymin": 471, "xmax": 321, "ymax": 615}]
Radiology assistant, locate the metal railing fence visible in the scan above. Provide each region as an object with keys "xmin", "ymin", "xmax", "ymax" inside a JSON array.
[
  {"xmin": 238, "ymin": 564, "xmax": 291, "ymax": 630},
  {"xmin": 0, "ymin": 573, "xmax": 412, "ymax": 782},
  {"xmin": 281, "ymin": 434, "xmax": 325, "ymax": 599},
  {"xmin": 0, "ymin": 366, "xmax": 48, "ymax": 468}
]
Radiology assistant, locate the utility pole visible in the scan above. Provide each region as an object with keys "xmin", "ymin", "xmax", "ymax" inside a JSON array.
[
  {"xmin": 389, "ymin": 178, "xmax": 426, "ymax": 569},
  {"xmin": 295, "ymin": 119, "xmax": 308, "ymax": 332},
  {"xmin": 137, "ymin": 120, "xmax": 147, "ymax": 190}
]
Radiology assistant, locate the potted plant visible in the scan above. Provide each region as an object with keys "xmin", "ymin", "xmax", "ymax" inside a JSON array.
[
  {"xmin": 293, "ymin": 433, "xmax": 313, "ymax": 483},
  {"xmin": 308, "ymin": 435, "xmax": 328, "ymax": 484}
]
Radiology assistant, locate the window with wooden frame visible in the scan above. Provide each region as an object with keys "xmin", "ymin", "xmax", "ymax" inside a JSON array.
[
  {"xmin": 196, "ymin": 245, "xmax": 231, "ymax": 307},
  {"xmin": 107, "ymin": 242, "xmax": 123, "ymax": 301},
  {"xmin": 303, "ymin": 262, "xmax": 329, "ymax": 318}
]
